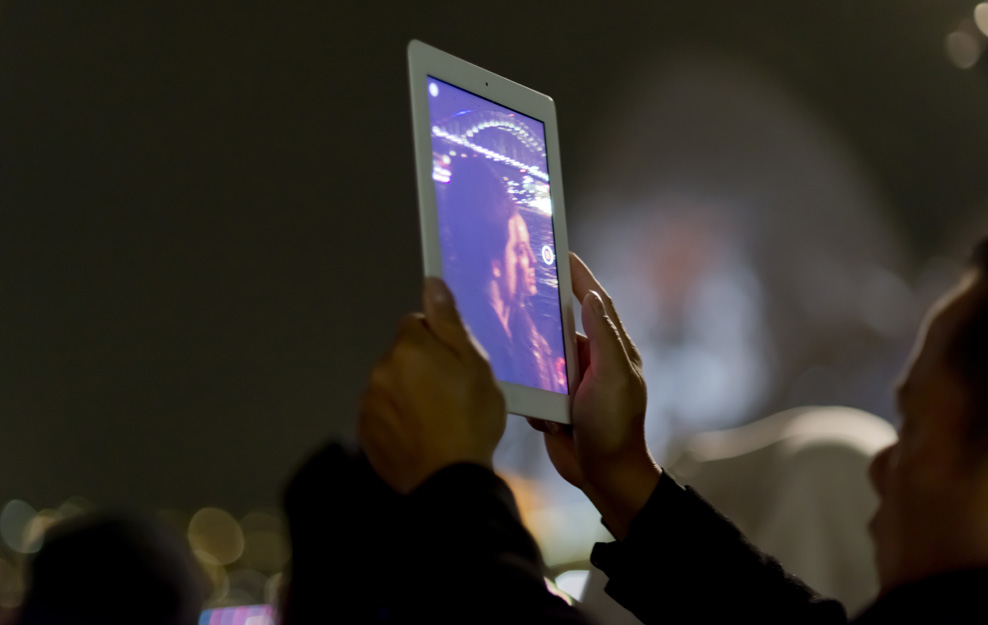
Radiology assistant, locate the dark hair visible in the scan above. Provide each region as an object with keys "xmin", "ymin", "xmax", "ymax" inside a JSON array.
[
  {"xmin": 946, "ymin": 236, "xmax": 988, "ymax": 453},
  {"xmin": 439, "ymin": 156, "xmax": 518, "ymax": 288}
]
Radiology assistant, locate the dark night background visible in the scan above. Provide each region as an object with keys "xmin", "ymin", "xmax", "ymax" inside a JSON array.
[{"xmin": 2, "ymin": 1, "xmax": 988, "ymax": 513}]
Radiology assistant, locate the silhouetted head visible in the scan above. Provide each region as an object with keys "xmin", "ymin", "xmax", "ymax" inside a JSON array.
[
  {"xmin": 869, "ymin": 235, "xmax": 988, "ymax": 593},
  {"xmin": 17, "ymin": 513, "xmax": 207, "ymax": 625},
  {"xmin": 944, "ymin": 237, "xmax": 988, "ymax": 448}
]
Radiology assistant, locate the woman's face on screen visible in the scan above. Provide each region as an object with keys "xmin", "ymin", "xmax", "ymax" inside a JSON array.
[{"xmin": 500, "ymin": 213, "xmax": 538, "ymax": 304}]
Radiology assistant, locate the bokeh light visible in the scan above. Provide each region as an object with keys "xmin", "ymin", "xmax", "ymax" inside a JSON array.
[
  {"xmin": 0, "ymin": 556, "xmax": 25, "ymax": 609},
  {"xmin": 188, "ymin": 508, "xmax": 244, "ymax": 566},
  {"xmin": 0, "ymin": 497, "xmax": 291, "ymax": 612},
  {"xmin": 554, "ymin": 569, "xmax": 590, "ymax": 602},
  {"xmin": 194, "ymin": 550, "xmax": 230, "ymax": 603},
  {"xmin": 1, "ymin": 500, "xmax": 37, "ymax": 554},
  {"xmin": 56, "ymin": 496, "xmax": 93, "ymax": 521},
  {"xmin": 226, "ymin": 569, "xmax": 268, "ymax": 607},
  {"xmin": 975, "ymin": 3, "xmax": 988, "ymax": 37},
  {"xmin": 21, "ymin": 509, "xmax": 57, "ymax": 555},
  {"xmin": 239, "ymin": 511, "xmax": 288, "ymax": 574},
  {"xmin": 945, "ymin": 28, "xmax": 984, "ymax": 69},
  {"xmin": 263, "ymin": 572, "xmax": 283, "ymax": 606},
  {"xmin": 241, "ymin": 530, "xmax": 289, "ymax": 574}
]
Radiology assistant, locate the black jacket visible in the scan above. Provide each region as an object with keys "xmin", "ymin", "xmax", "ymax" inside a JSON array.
[
  {"xmin": 281, "ymin": 443, "xmax": 587, "ymax": 624},
  {"xmin": 283, "ymin": 443, "xmax": 988, "ymax": 624}
]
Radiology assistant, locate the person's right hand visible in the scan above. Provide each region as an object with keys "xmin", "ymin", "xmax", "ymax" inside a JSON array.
[
  {"xmin": 529, "ymin": 253, "xmax": 660, "ymax": 539},
  {"xmin": 358, "ymin": 278, "xmax": 507, "ymax": 495}
]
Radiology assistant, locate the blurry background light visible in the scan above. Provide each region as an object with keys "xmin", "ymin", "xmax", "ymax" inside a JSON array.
[
  {"xmin": 497, "ymin": 473, "xmax": 543, "ymax": 530},
  {"xmin": 20, "ymin": 509, "xmax": 57, "ymax": 555},
  {"xmin": 858, "ymin": 264, "xmax": 916, "ymax": 338},
  {"xmin": 785, "ymin": 366, "xmax": 844, "ymax": 407},
  {"xmin": 240, "ymin": 511, "xmax": 289, "ymax": 574},
  {"xmin": 5, "ymin": 3, "xmax": 988, "ymax": 613},
  {"xmin": 264, "ymin": 572, "xmax": 283, "ymax": 605},
  {"xmin": 226, "ymin": 568, "xmax": 268, "ymax": 606},
  {"xmin": 526, "ymin": 503, "xmax": 606, "ymax": 567},
  {"xmin": 241, "ymin": 530, "xmax": 289, "ymax": 574},
  {"xmin": 56, "ymin": 496, "xmax": 93, "ymax": 521},
  {"xmin": 945, "ymin": 28, "xmax": 984, "ymax": 69},
  {"xmin": 188, "ymin": 507, "xmax": 244, "ymax": 566},
  {"xmin": 975, "ymin": 3, "xmax": 988, "ymax": 37},
  {"xmin": 193, "ymin": 550, "xmax": 230, "ymax": 603},
  {"xmin": 554, "ymin": 569, "xmax": 590, "ymax": 602},
  {"xmin": 0, "ymin": 556, "xmax": 24, "ymax": 609},
  {"xmin": 0, "ymin": 501, "xmax": 37, "ymax": 554}
]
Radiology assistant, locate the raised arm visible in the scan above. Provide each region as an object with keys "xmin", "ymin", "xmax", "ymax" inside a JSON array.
[
  {"xmin": 530, "ymin": 253, "xmax": 847, "ymax": 624},
  {"xmin": 354, "ymin": 277, "xmax": 594, "ymax": 624}
]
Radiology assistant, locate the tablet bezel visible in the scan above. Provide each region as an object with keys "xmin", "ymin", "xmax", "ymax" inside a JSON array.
[{"xmin": 407, "ymin": 39, "xmax": 577, "ymax": 424}]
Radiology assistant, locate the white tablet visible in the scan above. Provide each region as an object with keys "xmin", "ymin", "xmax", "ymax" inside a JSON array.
[{"xmin": 407, "ymin": 40, "xmax": 577, "ymax": 424}]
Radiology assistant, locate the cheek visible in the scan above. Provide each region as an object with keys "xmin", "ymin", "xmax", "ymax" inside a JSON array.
[{"xmin": 869, "ymin": 443, "xmax": 896, "ymax": 497}]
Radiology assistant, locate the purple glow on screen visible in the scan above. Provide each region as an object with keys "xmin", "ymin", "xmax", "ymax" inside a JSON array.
[
  {"xmin": 427, "ymin": 77, "xmax": 567, "ymax": 394},
  {"xmin": 199, "ymin": 604, "xmax": 273, "ymax": 625}
]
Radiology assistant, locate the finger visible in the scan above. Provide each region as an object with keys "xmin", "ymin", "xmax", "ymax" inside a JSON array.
[
  {"xmin": 391, "ymin": 312, "xmax": 452, "ymax": 366},
  {"xmin": 422, "ymin": 277, "xmax": 477, "ymax": 361},
  {"xmin": 569, "ymin": 252, "xmax": 641, "ymax": 367},
  {"xmin": 391, "ymin": 313, "xmax": 427, "ymax": 350},
  {"xmin": 357, "ymin": 387, "xmax": 403, "ymax": 476},
  {"xmin": 526, "ymin": 417, "xmax": 550, "ymax": 433},
  {"xmin": 581, "ymin": 289, "xmax": 633, "ymax": 383},
  {"xmin": 361, "ymin": 368, "xmax": 402, "ymax": 420},
  {"xmin": 388, "ymin": 314, "xmax": 459, "ymax": 395},
  {"xmin": 367, "ymin": 360, "xmax": 395, "ymax": 397},
  {"xmin": 366, "ymin": 355, "xmax": 416, "ymax": 416},
  {"xmin": 576, "ymin": 333, "xmax": 591, "ymax": 380}
]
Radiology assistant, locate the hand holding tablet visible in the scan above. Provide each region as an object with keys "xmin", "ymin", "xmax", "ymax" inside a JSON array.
[
  {"xmin": 408, "ymin": 40, "xmax": 578, "ymax": 424},
  {"xmin": 358, "ymin": 278, "xmax": 507, "ymax": 494},
  {"xmin": 359, "ymin": 41, "xmax": 656, "ymax": 502},
  {"xmin": 530, "ymin": 253, "xmax": 658, "ymax": 540}
]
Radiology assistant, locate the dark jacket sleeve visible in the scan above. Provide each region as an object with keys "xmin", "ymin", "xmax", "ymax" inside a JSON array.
[
  {"xmin": 283, "ymin": 442, "xmax": 593, "ymax": 625},
  {"xmin": 590, "ymin": 472, "xmax": 848, "ymax": 625},
  {"xmin": 282, "ymin": 442, "xmax": 405, "ymax": 624},
  {"xmin": 402, "ymin": 462, "xmax": 595, "ymax": 624}
]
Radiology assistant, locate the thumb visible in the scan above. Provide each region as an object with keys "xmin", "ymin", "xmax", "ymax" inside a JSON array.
[
  {"xmin": 423, "ymin": 277, "xmax": 474, "ymax": 359},
  {"xmin": 581, "ymin": 289, "xmax": 630, "ymax": 381}
]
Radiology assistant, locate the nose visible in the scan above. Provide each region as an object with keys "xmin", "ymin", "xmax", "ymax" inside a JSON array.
[{"xmin": 869, "ymin": 442, "xmax": 895, "ymax": 497}]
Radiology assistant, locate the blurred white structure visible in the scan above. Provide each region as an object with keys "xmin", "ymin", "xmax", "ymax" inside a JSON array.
[
  {"xmin": 496, "ymin": 51, "xmax": 915, "ymax": 574},
  {"xmin": 580, "ymin": 406, "xmax": 896, "ymax": 622}
]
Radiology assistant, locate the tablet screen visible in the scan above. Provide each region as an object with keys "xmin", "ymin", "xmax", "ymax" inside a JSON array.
[
  {"xmin": 199, "ymin": 604, "xmax": 273, "ymax": 625},
  {"xmin": 427, "ymin": 77, "xmax": 568, "ymax": 395}
]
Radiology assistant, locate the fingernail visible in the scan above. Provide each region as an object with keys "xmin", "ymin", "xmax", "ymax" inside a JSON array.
[
  {"xmin": 426, "ymin": 278, "xmax": 448, "ymax": 303},
  {"xmin": 589, "ymin": 290, "xmax": 605, "ymax": 316},
  {"xmin": 547, "ymin": 422, "xmax": 561, "ymax": 435}
]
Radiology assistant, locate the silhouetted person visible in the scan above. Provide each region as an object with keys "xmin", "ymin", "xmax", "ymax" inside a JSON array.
[
  {"xmin": 17, "ymin": 514, "xmax": 206, "ymax": 625},
  {"xmin": 354, "ymin": 238, "xmax": 988, "ymax": 624},
  {"xmin": 280, "ymin": 443, "xmax": 406, "ymax": 624}
]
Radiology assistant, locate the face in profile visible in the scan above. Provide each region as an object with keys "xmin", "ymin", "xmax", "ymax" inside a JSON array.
[
  {"xmin": 868, "ymin": 267, "xmax": 987, "ymax": 592},
  {"xmin": 495, "ymin": 212, "xmax": 538, "ymax": 305}
]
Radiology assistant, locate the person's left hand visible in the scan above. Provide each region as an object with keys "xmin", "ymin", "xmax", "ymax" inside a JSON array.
[
  {"xmin": 358, "ymin": 278, "xmax": 507, "ymax": 495},
  {"xmin": 528, "ymin": 253, "xmax": 656, "ymax": 539}
]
